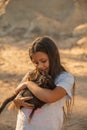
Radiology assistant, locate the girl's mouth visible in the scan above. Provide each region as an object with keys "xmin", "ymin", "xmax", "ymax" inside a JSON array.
[{"xmin": 40, "ymin": 69, "xmax": 49, "ymax": 74}]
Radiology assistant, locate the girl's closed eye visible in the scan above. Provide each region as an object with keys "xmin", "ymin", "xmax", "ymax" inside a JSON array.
[
  {"xmin": 34, "ymin": 60, "xmax": 46, "ymax": 64},
  {"xmin": 41, "ymin": 60, "xmax": 47, "ymax": 63}
]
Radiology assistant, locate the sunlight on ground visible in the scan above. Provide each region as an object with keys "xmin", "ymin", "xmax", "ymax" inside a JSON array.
[{"xmin": 60, "ymin": 48, "xmax": 87, "ymax": 76}]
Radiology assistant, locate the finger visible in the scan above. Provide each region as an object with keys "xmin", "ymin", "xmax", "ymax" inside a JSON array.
[
  {"xmin": 23, "ymin": 102, "xmax": 34, "ymax": 107},
  {"xmin": 22, "ymin": 102, "xmax": 35, "ymax": 109},
  {"xmin": 22, "ymin": 105, "xmax": 35, "ymax": 109},
  {"xmin": 13, "ymin": 100, "xmax": 21, "ymax": 109},
  {"xmin": 15, "ymin": 87, "xmax": 23, "ymax": 93},
  {"xmin": 20, "ymin": 96, "xmax": 33, "ymax": 101},
  {"xmin": 15, "ymin": 88, "xmax": 21, "ymax": 94},
  {"xmin": 15, "ymin": 83, "xmax": 27, "ymax": 93}
]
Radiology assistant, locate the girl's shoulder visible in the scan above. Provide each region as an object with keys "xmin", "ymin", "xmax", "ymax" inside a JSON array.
[
  {"xmin": 55, "ymin": 71, "xmax": 75, "ymax": 98},
  {"xmin": 55, "ymin": 71, "xmax": 74, "ymax": 83}
]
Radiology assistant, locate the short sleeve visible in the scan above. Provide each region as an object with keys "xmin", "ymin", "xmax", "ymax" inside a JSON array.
[{"xmin": 54, "ymin": 72, "xmax": 74, "ymax": 98}]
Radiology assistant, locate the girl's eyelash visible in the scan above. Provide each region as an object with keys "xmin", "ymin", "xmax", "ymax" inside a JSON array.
[
  {"xmin": 33, "ymin": 60, "xmax": 46, "ymax": 64},
  {"xmin": 42, "ymin": 60, "xmax": 46, "ymax": 63}
]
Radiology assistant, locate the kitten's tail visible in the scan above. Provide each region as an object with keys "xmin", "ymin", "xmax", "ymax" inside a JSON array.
[{"xmin": 0, "ymin": 94, "xmax": 17, "ymax": 114}]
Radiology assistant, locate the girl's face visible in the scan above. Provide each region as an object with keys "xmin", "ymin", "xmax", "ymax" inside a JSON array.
[{"xmin": 31, "ymin": 52, "xmax": 50, "ymax": 74}]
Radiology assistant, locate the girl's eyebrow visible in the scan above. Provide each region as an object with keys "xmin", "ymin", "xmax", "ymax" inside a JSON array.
[{"xmin": 32, "ymin": 58, "xmax": 47, "ymax": 61}]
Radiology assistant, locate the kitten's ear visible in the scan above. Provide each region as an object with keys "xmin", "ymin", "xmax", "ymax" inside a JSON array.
[{"xmin": 8, "ymin": 101, "xmax": 16, "ymax": 111}]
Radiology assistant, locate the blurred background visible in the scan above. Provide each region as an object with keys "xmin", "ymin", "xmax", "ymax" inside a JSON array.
[{"xmin": 0, "ymin": 0, "xmax": 87, "ymax": 130}]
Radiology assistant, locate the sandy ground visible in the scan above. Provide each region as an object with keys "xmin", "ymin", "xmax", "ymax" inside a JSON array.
[{"xmin": 0, "ymin": 36, "xmax": 87, "ymax": 130}]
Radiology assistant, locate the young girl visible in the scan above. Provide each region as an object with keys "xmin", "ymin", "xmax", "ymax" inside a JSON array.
[{"xmin": 14, "ymin": 36, "xmax": 75, "ymax": 130}]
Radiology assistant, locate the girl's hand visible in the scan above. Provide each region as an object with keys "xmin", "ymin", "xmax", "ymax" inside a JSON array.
[
  {"xmin": 15, "ymin": 81, "xmax": 37, "ymax": 94},
  {"xmin": 15, "ymin": 82, "xmax": 28, "ymax": 94},
  {"xmin": 14, "ymin": 95, "xmax": 34, "ymax": 109}
]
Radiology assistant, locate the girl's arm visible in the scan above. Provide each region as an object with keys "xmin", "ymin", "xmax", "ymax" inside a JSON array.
[
  {"xmin": 15, "ymin": 80, "xmax": 67, "ymax": 104},
  {"xmin": 27, "ymin": 81, "xmax": 67, "ymax": 103},
  {"xmin": 15, "ymin": 70, "xmax": 67, "ymax": 104}
]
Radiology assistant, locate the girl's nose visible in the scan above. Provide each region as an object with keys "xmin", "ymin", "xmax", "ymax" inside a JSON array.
[{"xmin": 37, "ymin": 63, "xmax": 44, "ymax": 71}]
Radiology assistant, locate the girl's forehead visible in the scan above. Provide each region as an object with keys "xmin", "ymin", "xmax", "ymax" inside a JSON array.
[{"xmin": 31, "ymin": 52, "xmax": 49, "ymax": 60}]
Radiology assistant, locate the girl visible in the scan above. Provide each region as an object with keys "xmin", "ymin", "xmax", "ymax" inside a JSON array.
[{"xmin": 14, "ymin": 36, "xmax": 75, "ymax": 130}]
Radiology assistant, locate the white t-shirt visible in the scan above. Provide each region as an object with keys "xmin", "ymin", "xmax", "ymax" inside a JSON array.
[{"xmin": 15, "ymin": 72, "xmax": 74, "ymax": 130}]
